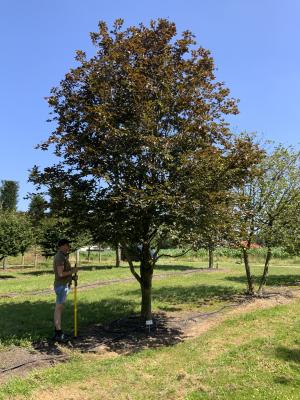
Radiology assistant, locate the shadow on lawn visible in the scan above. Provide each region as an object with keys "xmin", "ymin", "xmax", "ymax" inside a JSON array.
[
  {"xmin": 226, "ymin": 274, "xmax": 300, "ymax": 287},
  {"xmin": 0, "ymin": 275, "xmax": 16, "ymax": 279},
  {"xmin": 0, "ymin": 283, "xmax": 239, "ymax": 353},
  {"xmin": 0, "ymin": 297, "xmax": 184, "ymax": 359},
  {"xmin": 125, "ymin": 284, "xmax": 239, "ymax": 307},
  {"xmin": 20, "ymin": 270, "xmax": 52, "ymax": 276},
  {"xmin": 275, "ymin": 346, "xmax": 300, "ymax": 363},
  {"xmin": 21, "ymin": 265, "xmax": 115, "ymax": 276},
  {"xmin": 155, "ymin": 264, "xmax": 205, "ymax": 272},
  {"xmin": 76, "ymin": 265, "xmax": 114, "ymax": 271},
  {"xmin": 0, "ymin": 298, "xmax": 137, "ymax": 346}
]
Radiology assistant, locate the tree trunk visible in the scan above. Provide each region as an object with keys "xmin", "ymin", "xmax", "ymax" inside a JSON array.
[
  {"xmin": 98, "ymin": 243, "xmax": 101, "ymax": 263},
  {"xmin": 208, "ymin": 246, "xmax": 214, "ymax": 269},
  {"xmin": 140, "ymin": 245, "xmax": 154, "ymax": 321},
  {"xmin": 22, "ymin": 253, "xmax": 25, "ymax": 267},
  {"xmin": 242, "ymin": 248, "xmax": 254, "ymax": 294},
  {"xmin": 125, "ymin": 243, "xmax": 154, "ymax": 321},
  {"xmin": 258, "ymin": 247, "xmax": 272, "ymax": 294},
  {"xmin": 115, "ymin": 243, "xmax": 121, "ymax": 268},
  {"xmin": 2, "ymin": 257, "xmax": 7, "ymax": 270},
  {"xmin": 140, "ymin": 265, "xmax": 153, "ymax": 321},
  {"xmin": 34, "ymin": 244, "xmax": 38, "ymax": 268},
  {"xmin": 87, "ymin": 247, "xmax": 91, "ymax": 262}
]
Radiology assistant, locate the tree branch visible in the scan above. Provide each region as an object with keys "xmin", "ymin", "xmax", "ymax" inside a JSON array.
[
  {"xmin": 156, "ymin": 248, "xmax": 192, "ymax": 260},
  {"xmin": 122, "ymin": 245, "xmax": 142, "ymax": 284}
]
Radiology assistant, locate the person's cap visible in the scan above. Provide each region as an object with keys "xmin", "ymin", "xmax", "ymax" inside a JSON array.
[{"xmin": 57, "ymin": 239, "xmax": 71, "ymax": 247}]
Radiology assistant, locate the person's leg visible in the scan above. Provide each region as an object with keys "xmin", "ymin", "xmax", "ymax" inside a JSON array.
[
  {"xmin": 54, "ymin": 303, "xmax": 64, "ymax": 330},
  {"xmin": 53, "ymin": 285, "xmax": 68, "ymax": 340}
]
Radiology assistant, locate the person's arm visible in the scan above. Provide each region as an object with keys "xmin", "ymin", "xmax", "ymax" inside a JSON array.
[{"xmin": 56, "ymin": 265, "xmax": 77, "ymax": 278}]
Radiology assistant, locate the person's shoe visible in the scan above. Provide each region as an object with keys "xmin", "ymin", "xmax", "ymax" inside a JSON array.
[{"xmin": 53, "ymin": 330, "xmax": 68, "ymax": 343}]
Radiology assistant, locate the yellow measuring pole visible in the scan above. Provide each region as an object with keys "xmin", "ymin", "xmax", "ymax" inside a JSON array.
[{"xmin": 74, "ymin": 249, "xmax": 80, "ymax": 338}]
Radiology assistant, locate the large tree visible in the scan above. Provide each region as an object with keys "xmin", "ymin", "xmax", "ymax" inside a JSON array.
[{"xmin": 30, "ymin": 19, "xmax": 261, "ymax": 320}]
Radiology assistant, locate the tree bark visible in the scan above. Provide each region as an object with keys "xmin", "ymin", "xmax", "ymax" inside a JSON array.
[
  {"xmin": 124, "ymin": 243, "xmax": 154, "ymax": 320},
  {"xmin": 98, "ymin": 243, "xmax": 101, "ymax": 263},
  {"xmin": 208, "ymin": 246, "xmax": 214, "ymax": 269},
  {"xmin": 258, "ymin": 247, "xmax": 272, "ymax": 294},
  {"xmin": 2, "ymin": 257, "xmax": 7, "ymax": 270},
  {"xmin": 22, "ymin": 254, "xmax": 25, "ymax": 267},
  {"xmin": 242, "ymin": 248, "xmax": 254, "ymax": 294},
  {"xmin": 115, "ymin": 243, "xmax": 121, "ymax": 268},
  {"xmin": 87, "ymin": 247, "xmax": 91, "ymax": 262},
  {"xmin": 34, "ymin": 244, "xmax": 38, "ymax": 268},
  {"xmin": 140, "ymin": 262, "xmax": 153, "ymax": 321}
]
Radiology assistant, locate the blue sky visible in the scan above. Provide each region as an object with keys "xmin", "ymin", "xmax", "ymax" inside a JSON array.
[{"xmin": 1, "ymin": 0, "xmax": 299, "ymax": 210}]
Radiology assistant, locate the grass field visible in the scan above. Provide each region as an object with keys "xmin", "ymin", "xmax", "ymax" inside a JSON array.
[{"xmin": 1, "ymin": 253, "xmax": 300, "ymax": 399}]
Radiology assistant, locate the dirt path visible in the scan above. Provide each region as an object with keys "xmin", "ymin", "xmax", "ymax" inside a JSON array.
[{"xmin": 0, "ymin": 287, "xmax": 298, "ymax": 385}]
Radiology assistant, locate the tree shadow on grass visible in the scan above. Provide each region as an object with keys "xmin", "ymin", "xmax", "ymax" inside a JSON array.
[
  {"xmin": 226, "ymin": 274, "xmax": 300, "ymax": 287},
  {"xmin": 124, "ymin": 284, "xmax": 240, "ymax": 308},
  {"xmin": 0, "ymin": 284, "xmax": 240, "ymax": 359},
  {"xmin": 0, "ymin": 275, "xmax": 16, "ymax": 279},
  {"xmin": 155, "ymin": 264, "xmax": 207, "ymax": 272},
  {"xmin": 0, "ymin": 296, "xmax": 184, "ymax": 361},
  {"xmin": 21, "ymin": 270, "xmax": 52, "ymax": 276},
  {"xmin": 0, "ymin": 298, "xmax": 136, "ymax": 346},
  {"xmin": 77, "ymin": 265, "xmax": 113, "ymax": 271},
  {"xmin": 275, "ymin": 346, "xmax": 300, "ymax": 363},
  {"xmin": 21, "ymin": 265, "xmax": 119, "ymax": 276}
]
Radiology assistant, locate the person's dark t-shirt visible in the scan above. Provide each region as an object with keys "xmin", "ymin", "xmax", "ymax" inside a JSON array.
[{"xmin": 53, "ymin": 250, "xmax": 72, "ymax": 287}]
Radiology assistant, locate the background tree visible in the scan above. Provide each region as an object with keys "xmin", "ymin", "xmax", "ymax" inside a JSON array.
[
  {"xmin": 48, "ymin": 186, "xmax": 66, "ymax": 217},
  {"xmin": 0, "ymin": 180, "xmax": 19, "ymax": 211},
  {"xmin": 235, "ymin": 145, "xmax": 300, "ymax": 294},
  {"xmin": 38, "ymin": 217, "xmax": 91, "ymax": 258},
  {"xmin": 17, "ymin": 213, "xmax": 35, "ymax": 266},
  {"xmin": 28, "ymin": 193, "xmax": 47, "ymax": 266},
  {"xmin": 30, "ymin": 19, "xmax": 262, "ymax": 320},
  {"xmin": 276, "ymin": 203, "xmax": 300, "ymax": 257},
  {"xmin": 28, "ymin": 194, "xmax": 47, "ymax": 226},
  {"xmin": 0, "ymin": 212, "xmax": 33, "ymax": 269}
]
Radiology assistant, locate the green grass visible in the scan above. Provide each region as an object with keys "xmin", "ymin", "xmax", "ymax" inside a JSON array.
[
  {"xmin": 0, "ymin": 264, "xmax": 241, "ymax": 347},
  {"xmin": 1, "ymin": 259, "xmax": 300, "ymax": 347},
  {"xmin": 1, "ymin": 256, "xmax": 300, "ymax": 399},
  {"xmin": 2, "ymin": 296, "xmax": 300, "ymax": 399}
]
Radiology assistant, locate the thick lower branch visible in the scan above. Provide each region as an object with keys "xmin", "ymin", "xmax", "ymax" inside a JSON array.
[
  {"xmin": 157, "ymin": 248, "xmax": 192, "ymax": 260},
  {"xmin": 258, "ymin": 247, "xmax": 272, "ymax": 293},
  {"xmin": 122, "ymin": 246, "xmax": 142, "ymax": 284}
]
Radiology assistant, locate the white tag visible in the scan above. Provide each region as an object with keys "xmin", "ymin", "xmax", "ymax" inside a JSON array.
[{"xmin": 145, "ymin": 320, "xmax": 153, "ymax": 326}]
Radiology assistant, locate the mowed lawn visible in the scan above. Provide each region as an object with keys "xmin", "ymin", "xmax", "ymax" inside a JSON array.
[{"xmin": 1, "ymin": 257, "xmax": 300, "ymax": 399}]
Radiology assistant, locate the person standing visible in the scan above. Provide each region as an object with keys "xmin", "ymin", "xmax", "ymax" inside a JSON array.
[{"xmin": 53, "ymin": 239, "xmax": 77, "ymax": 341}]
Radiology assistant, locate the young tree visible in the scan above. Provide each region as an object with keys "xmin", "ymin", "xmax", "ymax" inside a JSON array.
[
  {"xmin": 0, "ymin": 212, "xmax": 34, "ymax": 268},
  {"xmin": 18, "ymin": 213, "xmax": 35, "ymax": 266},
  {"xmin": 277, "ymin": 203, "xmax": 300, "ymax": 257},
  {"xmin": 0, "ymin": 180, "xmax": 19, "ymax": 211},
  {"xmin": 30, "ymin": 19, "xmax": 262, "ymax": 320},
  {"xmin": 236, "ymin": 145, "xmax": 300, "ymax": 294}
]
